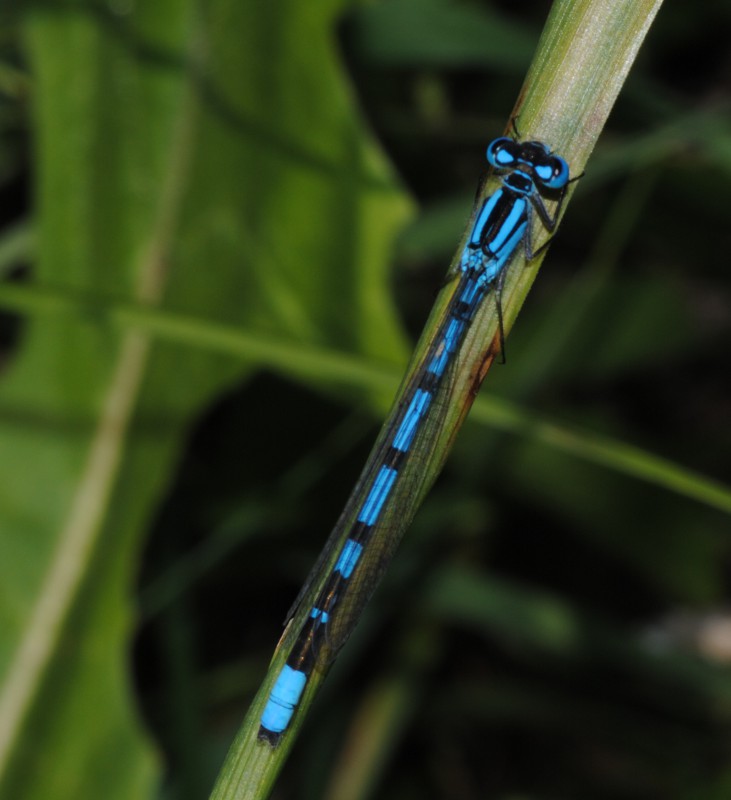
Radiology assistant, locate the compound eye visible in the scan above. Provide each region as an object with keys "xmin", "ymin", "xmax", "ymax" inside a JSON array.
[
  {"xmin": 486, "ymin": 137, "xmax": 518, "ymax": 169},
  {"xmin": 537, "ymin": 156, "xmax": 570, "ymax": 189}
]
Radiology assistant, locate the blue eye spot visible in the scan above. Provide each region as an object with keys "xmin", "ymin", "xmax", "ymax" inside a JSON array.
[
  {"xmin": 542, "ymin": 156, "xmax": 570, "ymax": 189},
  {"xmin": 486, "ymin": 137, "xmax": 516, "ymax": 168}
]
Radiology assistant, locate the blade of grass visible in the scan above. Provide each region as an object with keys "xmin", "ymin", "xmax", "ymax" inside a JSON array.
[{"xmin": 1, "ymin": 279, "xmax": 727, "ymax": 517}]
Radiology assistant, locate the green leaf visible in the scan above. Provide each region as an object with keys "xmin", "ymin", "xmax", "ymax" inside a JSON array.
[{"xmin": 0, "ymin": 2, "xmax": 411, "ymax": 798}]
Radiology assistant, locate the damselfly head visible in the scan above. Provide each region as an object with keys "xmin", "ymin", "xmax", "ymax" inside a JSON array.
[{"xmin": 486, "ymin": 136, "xmax": 570, "ymax": 191}]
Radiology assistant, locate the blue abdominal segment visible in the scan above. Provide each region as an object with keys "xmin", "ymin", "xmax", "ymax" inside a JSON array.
[
  {"xmin": 393, "ymin": 389, "xmax": 433, "ymax": 453},
  {"xmin": 357, "ymin": 467, "xmax": 398, "ymax": 526},
  {"xmin": 259, "ymin": 665, "xmax": 308, "ymax": 739},
  {"xmin": 334, "ymin": 539, "xmax": 364, "ymax": 579}
]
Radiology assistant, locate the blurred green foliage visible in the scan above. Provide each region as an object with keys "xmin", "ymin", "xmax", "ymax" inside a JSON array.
[{"xmin": 1, "ymin": 1, "xmax": 730, "ymax": 799}]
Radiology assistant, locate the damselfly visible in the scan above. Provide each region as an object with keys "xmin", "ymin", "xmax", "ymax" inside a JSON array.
[{"xmin": 259, "ymin": 132, "xmax": 574, "ymax": 745}]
